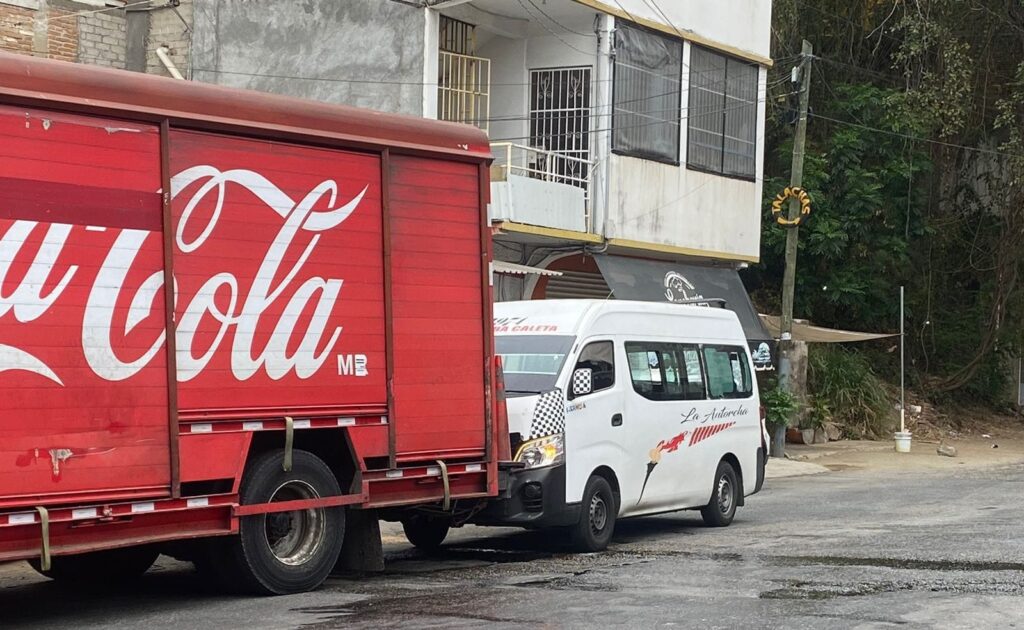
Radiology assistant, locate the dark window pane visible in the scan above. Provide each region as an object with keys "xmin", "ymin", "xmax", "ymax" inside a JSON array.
[{"xmin": 612, "ymin": 22, "xmax": 682, "ymax": 164}]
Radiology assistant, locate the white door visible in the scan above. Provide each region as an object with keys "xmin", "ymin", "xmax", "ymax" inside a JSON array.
[
  {"xmin": 563, "ymin": 339, "xmax": 632, "ymax": 509},
  {"xmin": 622, "ymin": 341, "xmax": 710, "ymax": 513}
]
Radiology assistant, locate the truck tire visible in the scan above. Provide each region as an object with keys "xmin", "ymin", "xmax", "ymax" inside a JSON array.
[
  {"xmin": 570, "ymin": 475, "xmax": 616, "ymax": 552},
  {"xmin": 29, "ymin": 545, "xmax": 159, "ymax": 583},
  {"xmin": 217, "ymin": 449, "xmax": 345, "ymax": 595},
  {"xmin": 401, "ymin": 514, "xmax": 450, "ymax": 552},
  {"xmin": 700, "ymin": 460, "xmax": 739, "ymax": 527}
]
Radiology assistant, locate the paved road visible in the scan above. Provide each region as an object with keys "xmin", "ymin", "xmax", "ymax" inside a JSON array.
[{"xmin": 2, "ymin": 463, "xmax": 1023, "ymax": 629}]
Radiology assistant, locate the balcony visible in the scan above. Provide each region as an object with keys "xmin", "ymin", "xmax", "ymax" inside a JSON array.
[{"xmin": 489, "ymin": 142, "xmax": 592, "ymax": 234}]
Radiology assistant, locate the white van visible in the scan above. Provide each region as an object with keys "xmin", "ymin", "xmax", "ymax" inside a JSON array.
[{"xmin": 476, "ymin": 299, "xmax": 769, "ymax": 551}]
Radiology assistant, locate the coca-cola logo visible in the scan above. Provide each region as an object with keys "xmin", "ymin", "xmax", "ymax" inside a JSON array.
[{"xmin": 0, "ymin": 167, "xmax": 368, "ymax": 386}]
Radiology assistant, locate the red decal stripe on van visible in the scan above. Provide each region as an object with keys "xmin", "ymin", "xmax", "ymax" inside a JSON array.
[{"xmin": 689, "ymin": 422, "xmax": 737, "ymax": 447}]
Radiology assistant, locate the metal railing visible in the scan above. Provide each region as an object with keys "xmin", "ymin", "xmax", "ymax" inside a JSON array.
[
  {"xmin": 491, "ymin": 142, "xmax": 593, "ymax": 229},
  {"xmin": 437, "ymin": 50, "xmax": 490, "ymax": 133}
]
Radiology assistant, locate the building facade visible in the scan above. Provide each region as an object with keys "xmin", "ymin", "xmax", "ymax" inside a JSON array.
[{"xmin": 0, "ymin": 0, "xmax": 774, "ymax": 347}]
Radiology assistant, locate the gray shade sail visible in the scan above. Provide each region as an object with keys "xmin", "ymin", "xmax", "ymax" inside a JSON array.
[{"xmin": 593, "ymin": 255, "xmax": 771, "ymax": 344}]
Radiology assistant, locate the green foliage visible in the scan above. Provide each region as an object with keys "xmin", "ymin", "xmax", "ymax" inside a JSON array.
[
  {"xmin": 760, "ymin": 384, "xmax": 798, "ymax": 431},
  {"xmin": 801, "ymin": 396, "xmax": 832, "ymax": 431},
  {"xmin": 807, "ymin": 346, "xmax": 894, "ymax": 439},
  {"xmin": 751, "ymin": 0, "xmax": 1024, "ymax": 407}
]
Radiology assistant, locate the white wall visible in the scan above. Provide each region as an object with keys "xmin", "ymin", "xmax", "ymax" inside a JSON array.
[
  {"xmin": 604, "ymin": 55, "xmax": 767, "ymax": 261},
  {"xmin": 477, "ymin": 35, "xmax": 528, "ymax": 142},
  {"xmin": 611, "ymin": 0, "xmax": 772, "ymax": 59}
]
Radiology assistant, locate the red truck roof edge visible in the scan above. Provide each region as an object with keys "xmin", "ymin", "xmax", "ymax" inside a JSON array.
[{"xmin": 0, "ymin": 51, "xmax": 493, "ymax": 162}]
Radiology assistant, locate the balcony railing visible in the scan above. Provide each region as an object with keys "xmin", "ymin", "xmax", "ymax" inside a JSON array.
[
  {"xmin": 490, "ymin": 142, "xmax": 593, "ymax": 233},
  {"xmin": 437, "ymin": 50, "xmax": 490, "ymax": 133}
]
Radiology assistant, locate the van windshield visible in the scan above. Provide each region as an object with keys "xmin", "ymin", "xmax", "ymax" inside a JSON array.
[{"xmin": 496, "ymin": 334, "xmax": 575, "ymax": 396}]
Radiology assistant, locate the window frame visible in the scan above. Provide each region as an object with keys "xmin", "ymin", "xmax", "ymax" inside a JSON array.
[
  {"xmin": 624, "ymin": 341, "xmax": 707, "ymax": 402},
  {"xmin": 611, "ymin": 21, "xmax": 684, "ymax": 166},
  {"xmin": 572, "ymin": 340, "xmax": 616, "ymax": 397},
  {"xmin": 701, "ymin": 344, "xmax": 754, "ymax": 400},
  {"xmin": 685, "ymin": 45, "xmax": 759, "ymax": 181}
]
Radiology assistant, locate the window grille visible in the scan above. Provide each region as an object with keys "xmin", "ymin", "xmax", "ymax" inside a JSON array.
[
  {"xmin": 687, "ymin": 45, "xmax": 758, "ymax": 179},
  {"xmin": 437, "ymin": 16, "xmax": 490, "ymax": 132},
  {"xmin": 529, "ymin": 67, "xmax": 592, "ymax": 189}
]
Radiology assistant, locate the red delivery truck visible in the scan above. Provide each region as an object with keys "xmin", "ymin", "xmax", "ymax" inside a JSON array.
[{"xmin": 0, "ymin": 52, "xmax": 505, "ymax": 595}]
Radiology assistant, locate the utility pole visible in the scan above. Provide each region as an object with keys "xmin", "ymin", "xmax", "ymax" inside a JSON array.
[{"xmin": 773, "ymin": 39, "xmax": 813, "ymax": 458}]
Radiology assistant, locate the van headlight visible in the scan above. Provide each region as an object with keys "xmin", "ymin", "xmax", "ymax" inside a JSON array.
[{"xmin": 515, "ymin": 433, "xmax": 565, "ymax": 469}]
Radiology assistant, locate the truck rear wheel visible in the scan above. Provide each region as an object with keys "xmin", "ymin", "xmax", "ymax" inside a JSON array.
[
  {"xmin": 29, "ymin": 545, "xmax": 159, "ymax": 583},
  {"xmin": 401, "ymin": 514, "xmax": 451, "ymax": 552},
  {"xmin": 217, "ymin": 449, "xmax": 345, "ymax": 595}
]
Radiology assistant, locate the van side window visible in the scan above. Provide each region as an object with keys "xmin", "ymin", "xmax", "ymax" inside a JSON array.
[
  {"xmin": 702, "ymin": 345, "xmax": 752, "ymax": 399},
  {"xmin": 575, "ymin": 341, "xmax": 615, "ymax": 393},
  {"xmin": 625, "ymin": 343, "xmax": 706, "ymax": 401}
]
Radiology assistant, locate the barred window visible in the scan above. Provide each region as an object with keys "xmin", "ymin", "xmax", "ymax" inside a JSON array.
[
  {"xmin": 687, "ymin": 46, "xmax": 758, "ymax": 179},
  {"xmin": 612, "ymin": 22, "xmax": 683, "ymax": 164}
]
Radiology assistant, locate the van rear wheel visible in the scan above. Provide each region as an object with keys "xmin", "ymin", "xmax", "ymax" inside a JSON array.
[
  {"xmin": 401, "ymin": 514, "xmax": 451, "ymax": 552},
  {"xmin": 570, "ymin": 475, "xmax": 616, "ymax": 552},
  {"xmin": 701, "ymin": 460, "xmax": 739, "ymax": 527}
]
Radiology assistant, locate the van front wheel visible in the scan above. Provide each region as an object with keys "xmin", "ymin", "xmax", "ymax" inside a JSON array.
[
  {"xmin": 570, "ymin": 476, "xmax": 616, "ymax": 552},
  {"xmin": 701, "ymin": 460, "xmax": 739, "ymax": 527}
]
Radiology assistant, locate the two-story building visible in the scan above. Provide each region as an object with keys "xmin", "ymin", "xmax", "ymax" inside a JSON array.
[{"xmin": 0, "ymin": 0, "xmax": 774, "ymax": 354}]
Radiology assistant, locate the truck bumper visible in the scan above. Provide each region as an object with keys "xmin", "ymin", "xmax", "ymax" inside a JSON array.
[{"xmin": 473, "ymin": 464, "xmax": 579, "ymax": 528}]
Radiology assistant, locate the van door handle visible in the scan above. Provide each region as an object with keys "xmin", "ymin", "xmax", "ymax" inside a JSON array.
[{"xmin": 611, "ymin": 413, "xmax": 623, "ymax": 427}]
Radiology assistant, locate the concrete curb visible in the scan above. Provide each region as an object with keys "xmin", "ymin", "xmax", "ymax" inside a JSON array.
[{"xmin": 765, "ymin": 458, "xmax": 830, "ymax": 479}]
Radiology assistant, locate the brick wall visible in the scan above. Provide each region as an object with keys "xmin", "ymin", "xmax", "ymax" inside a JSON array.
[
  {"xmin": 79, "ymin": 7, "xmax": 125, "ymax": 68},
  {"xmin": 0, "ymin": 3, "xmax": 35, "ymax": 55},
  {"xmin": 46, "ymin": 7, "xmax": 77, "ymax": 62},
  {"xmin": 0, "ymin": 0, "xmax": 126, "ymax": 67},
  {"xmin": 146, "ymin": 0, "xmax": 191, "ymax": 78}
]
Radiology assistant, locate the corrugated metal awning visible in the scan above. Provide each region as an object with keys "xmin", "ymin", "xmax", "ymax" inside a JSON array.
[
  {"xmin": 544, "ymin": 270, "xmax": 611, "ymax": 299},
  {"xmin": 492, "ymin": 261, "xmax": 564, "ymax": 277}
]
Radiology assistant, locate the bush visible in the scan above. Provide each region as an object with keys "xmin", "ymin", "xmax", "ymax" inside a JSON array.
[
  {"xmin": 808, "ymin": 345, "xmax": 894, "ymax": 438},
  {"xmin": 760, "ymin": 382, "xmax": 798, "ymax": 432}
]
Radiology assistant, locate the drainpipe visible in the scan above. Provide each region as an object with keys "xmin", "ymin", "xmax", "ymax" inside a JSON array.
[
  {"xmin": 155, "ymin": 46, "xmax": 185, "ymax": 80},
  {"xmin": 593, "ymin": 13, "xmax": 614, "ymax": 240}
]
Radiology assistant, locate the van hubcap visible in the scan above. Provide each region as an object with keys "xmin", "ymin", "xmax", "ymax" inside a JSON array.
[
  {"xmin": 589, "ymin": 494, "xmax": 608, "ymax": 534},
  {"xmin": 717, "ymin": 476, "xmax": 733, "ymax": 514}
]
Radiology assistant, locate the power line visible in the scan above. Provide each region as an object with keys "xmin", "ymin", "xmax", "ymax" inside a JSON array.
[{"xmin": 809, "ymin": 112, "xmax": 1024, "ymax": 160}]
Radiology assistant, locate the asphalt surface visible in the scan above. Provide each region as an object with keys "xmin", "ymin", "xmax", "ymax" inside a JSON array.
[{"xmin": 2, "ymin": 463, "xmax": 1023, "ymax": 629}]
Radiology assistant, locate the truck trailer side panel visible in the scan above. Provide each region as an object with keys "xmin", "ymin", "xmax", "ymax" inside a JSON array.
[
  {"xmin": 0, "ymin": 105, "xmax": 171, "ymax": 507},
  {"xmin": 389, "ymin": 155, "xmax": 488, "ymax": 460}
]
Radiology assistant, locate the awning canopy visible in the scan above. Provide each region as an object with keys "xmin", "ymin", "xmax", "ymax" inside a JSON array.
[
  {"xmin": 593, "ymin": 255, "xmax": 771, "ymax": 343},
  {"xmin": 759, "ymin": 314, "xmax": 898, "ymax": 343},
  {"xmin": 492, "ymin": 261, "xmax": 564, "ymax": 277}
]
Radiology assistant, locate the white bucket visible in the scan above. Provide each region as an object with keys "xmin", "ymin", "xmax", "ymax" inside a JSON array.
[{"xmin": 894, "ymin": 431, "xmax": 912, "ymax": 453}]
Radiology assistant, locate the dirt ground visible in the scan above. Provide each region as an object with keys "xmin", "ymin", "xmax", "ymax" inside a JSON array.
[{"xmin": 786, "ymin": 427, "xmax": 1024, "ymax": 473}]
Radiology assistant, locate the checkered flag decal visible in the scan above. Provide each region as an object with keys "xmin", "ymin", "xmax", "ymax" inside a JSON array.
[
  {"xmin": 572, "ymin": 369, "xmax": 592, "ymax": 396},
  {"xmin": 529, "ymin": 389, "xmax": 566, "ymax": 439}
]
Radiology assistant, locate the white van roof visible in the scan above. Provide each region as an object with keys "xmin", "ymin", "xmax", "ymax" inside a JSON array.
[{"xmin": 494, "ymin": 299, "xmax": 748, "ymax": 345}]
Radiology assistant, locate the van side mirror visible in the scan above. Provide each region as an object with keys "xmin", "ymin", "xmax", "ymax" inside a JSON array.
[{"xmin": 571, "ymin": 368, "xmax": 593, "ymax": 398}]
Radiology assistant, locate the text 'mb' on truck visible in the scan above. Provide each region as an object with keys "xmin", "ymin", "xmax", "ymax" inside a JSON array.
[{"xmin": 0, "ymin": 52, "xmax": 511, "ymax": 595}]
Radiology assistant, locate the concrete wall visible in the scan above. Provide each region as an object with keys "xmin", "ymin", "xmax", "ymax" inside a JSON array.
[
  {"xmin": 146, "ymin": 0, "xmax": 191, "ymax": 77},
  {"xmin": 192, "ymin": 0, "xmax": 426, "ymax": 115}
]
